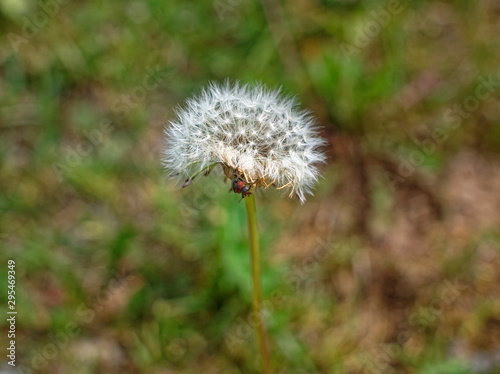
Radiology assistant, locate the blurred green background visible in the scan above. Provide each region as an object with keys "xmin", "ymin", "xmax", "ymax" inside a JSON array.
[{"xmin": 1, "ymin": 0, "xmax": 500, "ymax": 373}]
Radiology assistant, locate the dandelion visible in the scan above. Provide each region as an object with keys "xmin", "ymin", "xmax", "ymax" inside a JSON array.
[
  {"xmin": 163, "ymin": 81, "xmax": 325, "ymax": 203},
  {"xmin": 163, "ymin": 81, "xmax": 326, "ymax": 373}
]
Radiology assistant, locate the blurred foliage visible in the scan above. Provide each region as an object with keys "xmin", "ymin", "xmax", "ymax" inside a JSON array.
[{"xmin": 1, "ymin": 0, "xmax": 500, "ymax": 373}]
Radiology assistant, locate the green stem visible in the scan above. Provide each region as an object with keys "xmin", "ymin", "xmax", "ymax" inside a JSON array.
[{"xmin": 244, "ymin": 194, "xmax": 272, "ymax": 374}]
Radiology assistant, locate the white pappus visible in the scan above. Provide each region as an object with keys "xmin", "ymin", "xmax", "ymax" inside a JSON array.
[{"xmin": 163, "ymin": 81, "xmax": 326, "ymax": 203}]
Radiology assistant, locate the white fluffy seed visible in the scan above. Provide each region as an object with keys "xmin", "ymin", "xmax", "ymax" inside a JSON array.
[{"xmin": 163, "ymin": 81, "xmax": 326, "ymax": 203}]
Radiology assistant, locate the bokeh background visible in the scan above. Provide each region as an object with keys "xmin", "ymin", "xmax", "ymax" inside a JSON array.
[{"xmin": 1, "ymin": 0, "xmax": 500, "ymax": 373}]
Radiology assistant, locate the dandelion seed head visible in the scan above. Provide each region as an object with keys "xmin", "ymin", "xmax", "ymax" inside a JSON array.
[{"xmin": 163, "ymin": 81, "xmax": 326, "ymax": 203}]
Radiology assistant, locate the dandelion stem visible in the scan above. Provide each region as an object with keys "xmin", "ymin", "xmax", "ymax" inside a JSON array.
[{"xmin": 244, "ymin": 194, "xmax": 272, "ymax": 374}]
